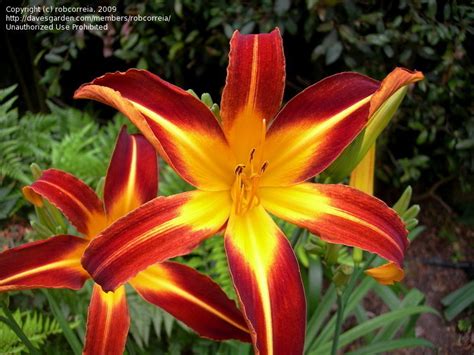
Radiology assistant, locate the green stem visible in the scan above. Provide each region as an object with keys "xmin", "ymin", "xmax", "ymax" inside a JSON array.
[
  {"xmin": 42, "ymin": 290, "xmax": 82, "ymax": 355},
  {"xmin": 0, "ymin": 303, "xmax": 40, "ymax": 354},
  {"xmin": 342, "ymin": 254, "xmax": 377, "ymax": 305},
  {"xmin": 331, "ymin": 253, "xmax": 378, "ymax": 354},
  {"xmin": 331, "ymin": 294, "xmax": 344, "ymax": 355},
  {"xmin": 325, "ymin": 244, "xmax": 341, "ymax": 265}
]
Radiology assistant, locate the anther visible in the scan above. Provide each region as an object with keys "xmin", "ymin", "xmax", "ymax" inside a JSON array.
[
  {"xmin": 260, "ymin": 161, "xmax": 269, "ymax": 173},
  {"xmin": 234, "ymin": 164, "xmax": 245, "ymax": 174},
  {"xmin": 249, "ymin": 148, "xmax": 256, "ymax": 162}
]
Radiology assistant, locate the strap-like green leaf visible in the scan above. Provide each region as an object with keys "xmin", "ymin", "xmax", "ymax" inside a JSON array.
[
  {"xmin": 408, "ymin": 225, "xmax": 426, "ymax": 242},
  {"xmin": 346, "ymin": 338, "xmax": 434, "ymax": 355},
  {"xmin": 307, "ymin": 277, "xmax": 375, "ymax": 352},
  {"xmin": 373, "ymin": 283, "xmax": 400, "ymax": 310},
  {"xmin": 441, "ymin": 281, "xmax": 474, "ymax": 306},
  {"xmin": 306, "ymin": 257, "xmax": 323, "ymax": 315},
  {"xmin": 372, "ymin": 288, "xmax": 424, "ymax": 343},
  {"xmin": 304, "ymin": 284, "xmax": 337, "ymax": 351},
  {"xmin": 42, "ymin": 290, "xmax": 82, "ymax": 355},
  {"xmin": 315, "ymin": 305, "xmax": 437, "ymax": 354},
  {"xmin": 442, "ymin": 281, "xmax": 474, "ymax": 321}
]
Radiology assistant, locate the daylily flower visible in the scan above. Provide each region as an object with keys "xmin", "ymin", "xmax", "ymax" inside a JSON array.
[
  {"xmin": 0, "ymin": 128, "xmax": 250, "ymax": 354},
  {"xmin": 75, "ymin": 29, "xmax": 422, "ymax": 354}
]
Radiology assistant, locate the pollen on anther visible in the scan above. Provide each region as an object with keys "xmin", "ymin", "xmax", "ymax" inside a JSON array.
[
  {"xmin": 234, "ymin": 164, "xmax": 245, "ymax": 174},
  {"xmin": 249, "ymin": 148, "xmax": 256, "ymax": 162}
]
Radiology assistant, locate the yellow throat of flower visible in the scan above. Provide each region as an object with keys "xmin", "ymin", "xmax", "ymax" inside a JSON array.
[{"xmin": 230, "ymin": 119, "xmax": 268, "ymax": 215}]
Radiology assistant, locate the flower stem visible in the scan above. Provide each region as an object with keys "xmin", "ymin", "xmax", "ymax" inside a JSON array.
[
  {"xmin": 331, "ymin": 293, "xmax": 344, "ymax": 355},
  {"xmin": 330, "ymin": 253, "xmax": 378, "ymax": 354},
  {"xmin": 0, "ymin": 302, "xmax": 39, "ymax": 354}
]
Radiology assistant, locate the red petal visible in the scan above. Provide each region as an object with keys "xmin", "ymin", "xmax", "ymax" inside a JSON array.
[
  {"xmin": 0, "ymin": 235, "xmax": 89, "ymax": 291},
  {"xmin": 82, "ymin": 190, "xmax": 231, "ymax": 292},
  {"xmin": 260, "ymin": 183, "xmax": 408, "ymax": 267},
  {"xmin": 74, "ymin": 70, "xmax": 234, "ymax": 190},
  {"xmin": 23, "ymin": 169, "xmax": 106, "ymax": 238},
  {"xmin": 83, "ymin": 285, "xmax": 129, "ymax": 355},
  {"xmin": 262, "ymin": 73, "xmax": 379, "ymax": 186},
  {"xmin": 104, "ymin": 126, "xmax": 158, "ymax": 222},
  {"xmin": 221, "ymin": 29, "xmax": 285, "ymax": 161},
  {"xmin": 225, "ymin": 206, "xmax": 306, "ymax": 354},
  {"xmin": 130, "ymin": 261, "xmax": 250, "ymax": 342}
]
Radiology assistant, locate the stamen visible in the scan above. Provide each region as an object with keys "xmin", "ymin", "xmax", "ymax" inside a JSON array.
[{"xmin": 231, "ymin": 120, "xmax": 269, "ymax": 215}]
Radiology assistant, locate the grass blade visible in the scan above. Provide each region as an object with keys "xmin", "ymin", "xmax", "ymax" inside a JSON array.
[
  {"xmin": 42, "ymin": 290, "xmax": 82, "ymax": 355},
  {"xmin": 371, "ymin": 288, "xmax": 424, "ymax": 343},
  {"xmin": 308, "ymin": 277, "xmax": 375, "ymax": 352},
  {"xmin": 441, "ymin": 281, "xmax": 474, "ymax": 321},
  {"xmin": 373, "ymin": 283, "xmax": 400, "ymax": 310},
  {"xmin": 315, "ymin": 305, "xmax": 438, "ymax": 354},
  {"xmin": 441, "ymin": 281, "xmax": 474, "ymax": 306},
  {"xmin": 346, "ymin": 338, "xmax": 434, "ymax": 355},
  {"xmin": 304, "ymin": 284, "xmax": 337, "ymax": 352}
]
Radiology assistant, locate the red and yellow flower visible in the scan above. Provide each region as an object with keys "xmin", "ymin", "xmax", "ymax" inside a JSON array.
[
  {"xmin": 75, "ymin": 29, "xmax": 423, "ymax": 354},
  {"xmin": 0, "ymin": 127, "xmax": 250, "ymax": 354}
]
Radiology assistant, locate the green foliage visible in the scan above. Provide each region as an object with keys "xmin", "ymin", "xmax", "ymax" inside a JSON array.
[
  {"xmin": 392, "ymin": 185, "xmax": 422, "ymax": 233},
  {"xmin": 304, "ymin": 273, "xmax": 436, "ymax": 354},
  {"xmin": 345, "ymin": 338, "xmax": 434, "ymax": 355},
  {"xmin": 42, "ymin": 290, "xmax": 83, "ymax": 355},
  {"xmin": 0, "ymin": 85, "xmax": 54, "ymax": 186},
  {"xmin": 441, "ymin": 281, "xmax": 474, "ymax": 321},
  {"xmin": 0, "ymin": 184, "xmax": 21, "ymax": 220},
  {"xmin": 316, "ymin": 306, "xmax": 437, "ymax": 354},
  {"xmin": 126, "ymin": 288, "xmax": 177, "ymax": 349},
  {"xmin": 0, "ymin": 309, "xmax": 62, "ymax": 353}
]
